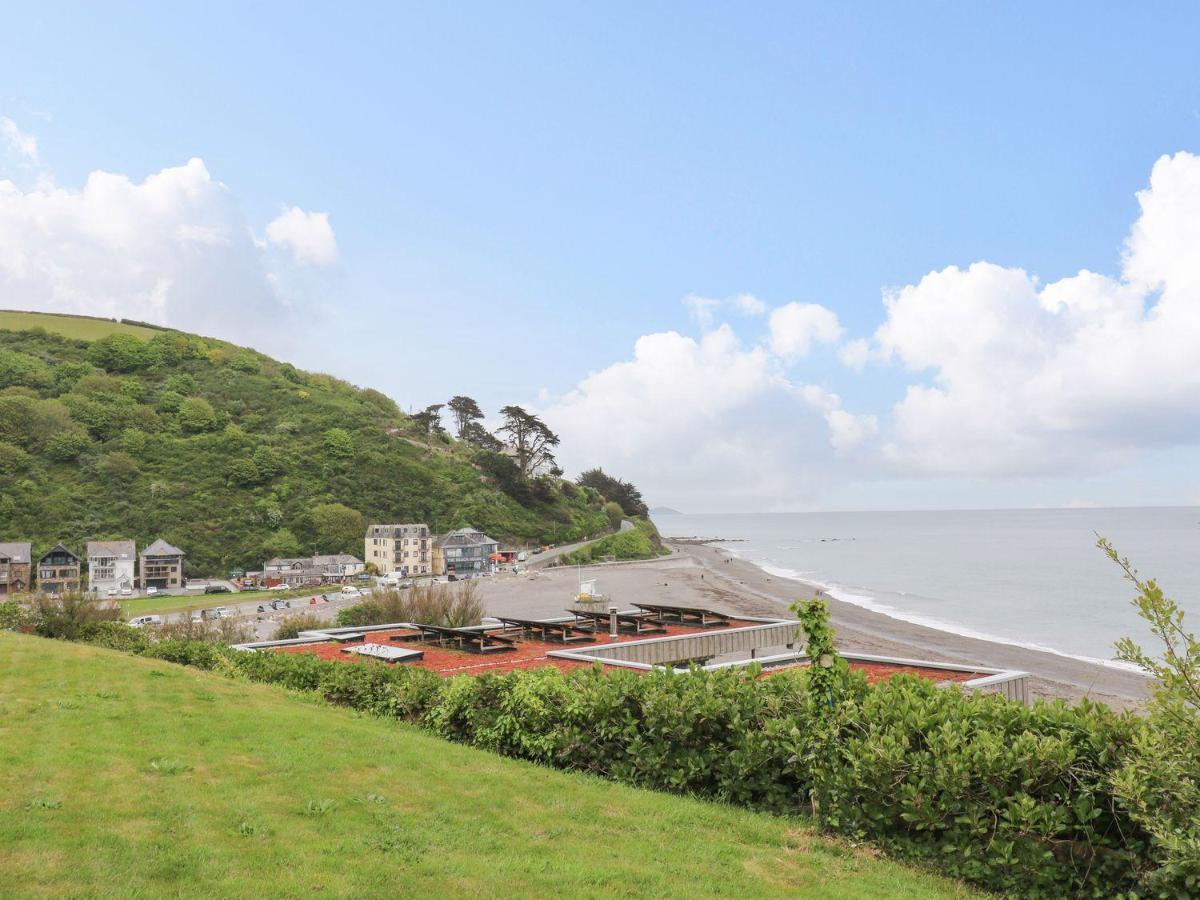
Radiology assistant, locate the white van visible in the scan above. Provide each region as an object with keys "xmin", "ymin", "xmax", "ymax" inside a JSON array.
[
  {"xmin": 340, "ymin": 585, "xmax": 363, "ymax": 598},
  {"xmin": 128, "ymin": 615, "xmax": 163, "ymax": 628}
]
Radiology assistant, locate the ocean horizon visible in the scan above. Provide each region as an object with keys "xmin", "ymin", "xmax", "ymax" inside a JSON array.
[{"xmin": 652, "ymin": 506, "xmax": 1200, "ymax": 667}]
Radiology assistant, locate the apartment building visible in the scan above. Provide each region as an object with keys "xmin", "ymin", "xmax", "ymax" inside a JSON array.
[
  {"xmin": 0, "ymin": 542, "xmax": 32, "ymax": 595},
  {"xmin": 364, "ymin": 523, "xmax": 432, "ymax": 576}
]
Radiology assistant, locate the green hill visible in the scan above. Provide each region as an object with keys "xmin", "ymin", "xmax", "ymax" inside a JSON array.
[
  {"xmin": 0, "ymin": 633, "xmax": 976, "ymax": 898},
  {"xmin": 0, "ymin": 312, "xmax": 609, "ymax": 574}
]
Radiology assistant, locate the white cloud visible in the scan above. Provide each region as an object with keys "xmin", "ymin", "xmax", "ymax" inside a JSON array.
[
  {"xmin": 732, "ymin": 293, "xmax": 767, "ymax": 316},
  {"xmin": 767, "ymin": 301, "xmax": 843, "ymax": 358},
  {"xmin": 682, "ymin": 293, "xmax": 721, "ymax": 330},
  {"xmin": 540, "ymin": 326, "xmax": 871, "ymax": 508},
  {"xmin": 0, "ymin": 156, "xmax": 337, "ymax": 346},
  {"xmin": 862, "ymin": 151, "xmax": 1200, "ymax": 476},
  {"xmin": 0, "ymin": 117, "xmax": 38, "ymax": 163},
  {"xmin": 267, "ymin": 206, "xmax": 339, "ymax": 266}
]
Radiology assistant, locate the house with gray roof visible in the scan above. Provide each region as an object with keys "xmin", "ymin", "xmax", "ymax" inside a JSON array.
[
  {"xmin": 433, "ymin": 528, "xmax": 499, "ymax": 576},
  {"xmin": 87, "ymin": 540, "xmax": 137, "ymax": 595},
  {"xmin": 140, "ymin": 538, "xmax": 185, "ymax": 590},
  {"xmin": 0, "ymin": 542, "xmax": 32, "ymax": 595}
]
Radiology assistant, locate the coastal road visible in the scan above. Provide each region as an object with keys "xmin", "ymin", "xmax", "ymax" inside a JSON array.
[{"xmin": 527, "ymin": 519, "xmax": 635, "ymax": 568}]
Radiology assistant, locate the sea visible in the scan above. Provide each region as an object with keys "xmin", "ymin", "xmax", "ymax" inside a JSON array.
[{"xmin": 651, "ymin": 507, "xmax": 1200, "ymax": 669}]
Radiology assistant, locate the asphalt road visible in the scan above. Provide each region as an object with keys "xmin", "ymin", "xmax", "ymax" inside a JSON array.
[{"xmin": 526, "ymin": 520, "xmax": 635, "ymax": 568}]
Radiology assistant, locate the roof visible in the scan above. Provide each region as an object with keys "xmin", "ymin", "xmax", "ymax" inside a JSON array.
[
  {"xmin": 435, "ymin": 528, "xmax": 499, "ymax": 549},
  {"xmin": 86, "ymin": 540, "xmax": 135, "ymax": 559},
  {"xmin": 312, "ymin": 554, "xmax": 362, "ymax": 566},
  {"xmin": 264, "ymin": 557, "xmax": 305, "ymax": 568},
  {"xmin": 0, "ymin": 542, "xmax": 31, "ymax": 564},
  {"xmin": 142, "ymin": 538, "xmax": 184, "ymax": 557},
  {"xmin": 39, "ymin": 543, "xmax": 79, "ymax": 562},
  {"xmin": 366, "ymin": 523, "xmax": 429, "ymax": 539}
]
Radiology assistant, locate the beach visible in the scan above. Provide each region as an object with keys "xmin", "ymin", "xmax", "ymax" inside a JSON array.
[{"xmin": 477, "ymin": 541, "xmax": 1151, "ymax": 709}]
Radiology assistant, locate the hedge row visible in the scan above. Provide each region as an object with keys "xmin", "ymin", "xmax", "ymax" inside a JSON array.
[{"xmin": 63, "ymin": 621, "xmax": 1154, "ymax": 897}]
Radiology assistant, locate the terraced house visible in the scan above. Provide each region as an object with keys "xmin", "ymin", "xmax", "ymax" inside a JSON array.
[
  {"xmin": 87, "ymin": 540, "xmax": 137, "ymax": 595},
  {"xmin": 0, "ymin": 542, "xmax": 32, "ymax": 595},
  {"xmin": 365, "ymin": 524, "xmax": 432, "ymax": 576}
]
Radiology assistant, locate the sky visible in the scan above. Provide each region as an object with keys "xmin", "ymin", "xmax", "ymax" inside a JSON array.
[{"xmin": 2, "ymin": 2, "xmax": 1200, "ymax": 512}]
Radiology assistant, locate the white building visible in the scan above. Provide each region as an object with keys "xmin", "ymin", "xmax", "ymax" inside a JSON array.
[{"xmin": 87, "ymin": 540, "xmax": 137, "ymax": 595}]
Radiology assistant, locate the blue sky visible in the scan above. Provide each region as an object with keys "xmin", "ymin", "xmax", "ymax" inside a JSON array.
[{"xmin": 3, "ymin": 3, "xmax": 1200, "ymax": 510}]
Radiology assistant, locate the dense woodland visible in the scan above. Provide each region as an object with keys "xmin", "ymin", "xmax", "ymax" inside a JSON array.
[{"xmin": 0, "ymin": 321, "xmax": 620, "ymax": 574}]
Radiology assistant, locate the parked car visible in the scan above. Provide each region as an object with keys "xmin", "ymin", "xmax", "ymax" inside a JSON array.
[
  {"xmin": 209, "ymin": 606, "xmax": 233, "ymax": 619},
  {"xmin": 268, "ymin": 583, "xmax": 290, "ymax": 591},
  {"xmin": 340, "ymin": 586, "xmax": 363, "ymax": 598},
  {"xmin": 145, "ymin": 586, "xmax": 158, "ymax": 596},
  {"xmin": 119, "ymin": 587, "xmax": 133, "ymax": 596},
  {"xmin": 127, "ymin": 615, "xmax": 163, "ymax": 628},
  {"xmin": 204, "ymin": 584, "xmax": 231, "ymax": 594}
]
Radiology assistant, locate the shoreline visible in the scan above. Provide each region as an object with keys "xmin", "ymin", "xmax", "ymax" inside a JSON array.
[
  {"xmin": 668, "ymin": 540, "xmax": 1151, "ymax": 709},
  {"xmin": 474, "ymin": 540, "xmax": 1151, "ymax": 708}
]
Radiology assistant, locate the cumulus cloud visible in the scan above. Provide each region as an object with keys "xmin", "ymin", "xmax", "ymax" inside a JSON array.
[
  {"xmin": 540, "ymin": 326, "xmax": 871, "ymax": 508},
  {"xmin": 862, "ymin": 151, "xmax": 1200, "ymax": 476},
  {"xmin": 267, "ymin": 206, "xmax": 339, "ymax": 266},
  {"xmin": 0, "ymin": 142, "xmax": 338, "ymax": 349},
  {"xmin": 767, "ymin": 301, "xmax": 843, "ymax": 358}
]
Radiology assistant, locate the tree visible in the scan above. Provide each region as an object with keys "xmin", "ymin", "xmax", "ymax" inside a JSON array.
[
  {"xmin": 87, "ymin": 333, "xmax": 148, "ymax": 372},
  {"xmin": 410, "ymin": 403, "xmax": 445, "ymax": 436},
  {"xmin": 323, "ymin": 427, "xmax": 354, "ymax": 458},
  {"xmin": 178, "ymin": 397, "xmax": 218, "ymax": 433},
  {"xmin": 497, "ymin": 405, "xmax": 559, "ymax": 478},
  {"xmin": 309, "ymin": 502, "xmax": 366, "ymax": 554},
  {"xmin": 261, "ymin": 527, "xmax": 301, "ymax": 560},
  {"xmin": 577, "ymin": 468, "xmax": 648, "ymax": 517},
  {"xmin": 447, "ymin": 395, "xmax": 484, "ymax": 440},
  {"xmin": 462, "ymin": 420, "xmax": 502, "ymax": 451}
]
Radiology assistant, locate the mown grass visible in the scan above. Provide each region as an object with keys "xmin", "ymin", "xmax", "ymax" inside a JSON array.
[
  {"xmin": 0, "ymin": 309, "xmax": 160, "ymax": 340},
  {"xmin": 119, "ymin": 587, "xmax": 318, "ymax": 617},
  {"xmin": 0, "ymin": 633, "xmax": 980, "ymax": 899}
]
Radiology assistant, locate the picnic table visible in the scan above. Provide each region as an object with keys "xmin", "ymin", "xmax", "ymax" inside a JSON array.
[
  {"xmin": 391, "ymin": 623, "xmax": 517, "ymax": 654},
  {"xmin": 565, "ymin": 608, "xmax": 668, "ymax": 635},
  {"xmin": 631, "ymin": 602, "xmax": 731, "ymax": 628},
  {"xmin": 496, "ymin": 616, "xmax": 596, "ymax": 644}
]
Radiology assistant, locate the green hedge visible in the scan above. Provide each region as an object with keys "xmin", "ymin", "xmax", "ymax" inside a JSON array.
[{"xmin": 98, "ymin": 630, "xmax": 1153, "ymax": 896}]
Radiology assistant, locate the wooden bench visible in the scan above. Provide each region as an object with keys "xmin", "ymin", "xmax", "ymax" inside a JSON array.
[
  {"xmin": 565, "ymin": 608, "xmax": 668, "ymax": 635},
  {"xmin": 496, "ymin": 616, "xmax": 596, "ymax": 644},
  {"xmin": 632, "ymin": 602, "xmax": 731, "ymax": 628}
]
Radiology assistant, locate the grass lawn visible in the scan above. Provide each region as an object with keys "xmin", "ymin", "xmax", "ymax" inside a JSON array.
[
  {"xmin": 0, "ymin": 633, "xmax": 979, "ymax": 899},
  {"xmin": 0, "ymin": 309, "xmax": 161, "ymax": 340},
  {"xmin": 119, "ymin": 588, "xmax": 316, "ymax": 618}
]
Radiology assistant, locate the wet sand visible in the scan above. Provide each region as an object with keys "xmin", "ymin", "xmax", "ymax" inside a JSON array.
[{"xmin": 476, "ymin": 542, "xmax": 1151, "ymax": 709}]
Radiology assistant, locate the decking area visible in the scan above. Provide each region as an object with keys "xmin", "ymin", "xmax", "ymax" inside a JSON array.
[{"xmin": 231, "ymin": 606, "xmax": 1031, "ymax": 703}]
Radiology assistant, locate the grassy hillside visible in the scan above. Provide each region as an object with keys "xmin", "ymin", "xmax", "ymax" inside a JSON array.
[
  {"xmin": 0, "ymin": 633, "xmax": 977, "ymax": 898},
  {"xmin": 0, "ymin": 310, "xmax": 160, "ymax": 340},
  {"xmin": 0, "ymin": 313, "xmax": 609, "ymax": 574}
]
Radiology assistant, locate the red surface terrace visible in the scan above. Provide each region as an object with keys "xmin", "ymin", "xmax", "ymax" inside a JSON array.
[
  {"xmin": 277, "ymin": 621, "xmax": 757, "ymax": 676},
  {"xmin": 273, "ymin": 620, "xmax": 987, "ymax": 685}
]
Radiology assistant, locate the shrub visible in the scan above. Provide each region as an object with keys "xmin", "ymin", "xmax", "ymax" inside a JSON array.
[
  {"xmin": 272, "ymin": 612, "xmax": 326, "ymax": 640},
  {"xmin": 0, "ymin": 599, "xmax": 34, "ymax": 631},
  {"xmin": 1102, "ymin": 539, "xmax": 1200, "ymax": 892},
  {"xmin": 77, "ymin": 621, "xmax": 151, "ymax": 653},
  {"xmin": 337, "ymin": 581, "xmax": 484, "ymax": 629},
  {"xmin": 29, "ymin": 592, "xmax": 121, "ymax": 640}
]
